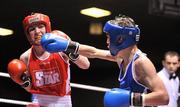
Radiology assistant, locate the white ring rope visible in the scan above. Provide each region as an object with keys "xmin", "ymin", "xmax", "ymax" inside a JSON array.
[
  {"xmin": 70, "ymin": 83, "xmax": 110, "ymax": 92},
  {"xmin": 0, "ymin": 72, "xmax": 110, "ymax": 105},
  {"xmin": 0, "ymin": 98, "xmax": 32, "ymax": 105},
  {"xmin": 0, "ymin": 72, "xmax": 10, "ymax": 78}
]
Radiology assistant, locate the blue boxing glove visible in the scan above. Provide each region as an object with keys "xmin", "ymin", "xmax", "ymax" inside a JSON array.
[
  {"xmin": 104, "ymin": 88, "xmax": 143, "ymax": 107},
  {"xmin": 41, "ymin": 33, "xmax": 79, "ymax": 54},
  {"xmin": 104, "ymin": 88, "xmax": 130, "ymax": 107}
]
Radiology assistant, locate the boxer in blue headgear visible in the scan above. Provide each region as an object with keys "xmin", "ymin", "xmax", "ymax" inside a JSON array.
[
  {"xmin": 41, "ymin": 14, "xmax": 169, "ymax": 107},
  {"xmin": 102, "ymin": 15, "xmax": 168, "ymax": 107},
  {"xmin": 103, "ymin": 15, "xmax": 140, "ymax": 56}
]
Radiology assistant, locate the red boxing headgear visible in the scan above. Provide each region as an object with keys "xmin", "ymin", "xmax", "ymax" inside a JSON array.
[{"xmin": 23, "ymin": 13, "xmax": 51, "ymax": 34}]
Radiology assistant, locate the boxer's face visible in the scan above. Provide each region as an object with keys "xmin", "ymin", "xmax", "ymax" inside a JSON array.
[
  {"xmin": 28, "ymin": 23, "xmax": 46, "ymax": 45},
  {"xmin": 163, "ymin": 55, "xmax": 179, "ymax": 74}
]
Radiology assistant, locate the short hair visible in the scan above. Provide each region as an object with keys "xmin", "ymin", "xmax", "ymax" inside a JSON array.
[
  {"xmin": 163, "ymin": 51, "xmax": 180, "ymax": 61},
  {"xmin": 109, "ymin": 14, "xmax": 136, "ymax": 27}
]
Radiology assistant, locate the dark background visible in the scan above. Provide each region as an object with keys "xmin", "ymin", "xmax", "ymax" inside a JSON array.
[{"xmin": 0, "ymin": 0, "xmax": 179, "ymax": 107}]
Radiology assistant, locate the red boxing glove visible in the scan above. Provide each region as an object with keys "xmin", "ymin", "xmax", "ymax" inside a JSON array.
[{"xmin": 7, "ymin": 59, "xmax": 30, "ymax": 87}]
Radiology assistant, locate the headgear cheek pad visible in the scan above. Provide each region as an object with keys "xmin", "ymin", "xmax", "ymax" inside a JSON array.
[{"xmin": 103, "ymin": 21, "xmax": 140, "ymax": 56}]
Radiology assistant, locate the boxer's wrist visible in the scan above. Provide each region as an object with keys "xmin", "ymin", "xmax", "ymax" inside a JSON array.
[
  {"xmin": 64, "ymin": 52, "xmax": 80, "ymax": 61},
  {"xmin": 68, "ymin": 53, "xmax": 79, "ymax": 61},
  {"xmin": 66, "ymin": 41, "xmax": 79, "ymax": 54},
  {"xmin": 20, "ymin": 73, "xmax": 31, "ymax": 88},
  {"xmin": 131, "ymin": 92, "xmax": 144, "ymax": 106}
]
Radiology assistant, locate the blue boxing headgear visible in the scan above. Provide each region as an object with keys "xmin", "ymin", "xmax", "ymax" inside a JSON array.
[{"xmin": 103, "ymin": 21, "xmax": 140, "ymax": 56}]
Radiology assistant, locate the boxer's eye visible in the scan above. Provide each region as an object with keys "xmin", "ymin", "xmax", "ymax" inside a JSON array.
[
  {"xmin": 38, "ymin": 24, "xmax": 45, "ymax": 29},
  {"xmin": 28, "ymin": 26, "xmax": 35, "ymax": 32}
]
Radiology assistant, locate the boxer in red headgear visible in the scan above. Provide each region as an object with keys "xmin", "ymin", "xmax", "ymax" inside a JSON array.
[
  {"xmin": 23, "ymin": 13, "xmax": 51, "ymax": 45},
  {"xmin": 8, "ymin": 12, "xmax": 90, "ymax": 107}
]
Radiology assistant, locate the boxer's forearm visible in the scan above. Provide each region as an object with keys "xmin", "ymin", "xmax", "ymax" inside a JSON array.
[
  {"xmin": 143, "ymin": 91, "xmax": 169, "ymax": 106},
  {"xmin": 79, "ymin": 44, "xmax": 116, "ymax": 62}
]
